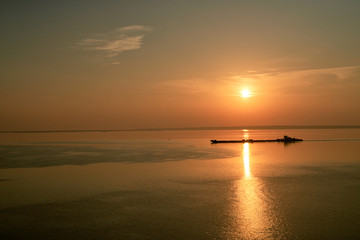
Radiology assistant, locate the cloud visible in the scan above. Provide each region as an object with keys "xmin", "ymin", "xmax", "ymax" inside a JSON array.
[
  {"xmin": 229, "ymin": 66, "xmax": 360, "ymax": 96},
  {"xmin": 155, "ymin": 66, "xmax": 360, "ymax": 101},
  {"xmin": 116, "ymin": 25, "xmax": 152, "ymax": 32},
  {"xmin": 78, "ymin": 25, "xmax": 152, "ymax": 58}
]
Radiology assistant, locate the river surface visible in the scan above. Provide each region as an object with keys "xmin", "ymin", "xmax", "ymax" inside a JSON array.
[{"xmin": 1, "ymin": 128, "xmax": 360, "ymax": 239}]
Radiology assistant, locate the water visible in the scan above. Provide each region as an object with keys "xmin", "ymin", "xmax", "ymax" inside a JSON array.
[{"xmin": 1, "ymin": 128, "xmax": 360, "ymax": 239}]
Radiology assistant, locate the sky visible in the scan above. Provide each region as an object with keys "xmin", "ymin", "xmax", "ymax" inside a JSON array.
[{"xmin": 1, "ymin": 0, "xmax": 360, "ymax": 130}]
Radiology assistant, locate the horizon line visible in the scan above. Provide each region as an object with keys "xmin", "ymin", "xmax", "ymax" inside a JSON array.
[{"xmin": 1, "ymin": 125, "xmax": 360, "ymax": 133}]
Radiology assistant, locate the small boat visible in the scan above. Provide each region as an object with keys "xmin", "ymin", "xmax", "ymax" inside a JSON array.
[{"xmin": 210, "ymin": 135, "xmax": 303, "ymax": 144}]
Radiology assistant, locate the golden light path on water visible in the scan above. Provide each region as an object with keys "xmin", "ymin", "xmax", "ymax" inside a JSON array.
[
  {"xmin": 228, "ymin": 132, "xmax": 284, "ymax": 239},
  {"xmin": 243, "ymin": 142, "xmax": 251, "ymax": 178}
]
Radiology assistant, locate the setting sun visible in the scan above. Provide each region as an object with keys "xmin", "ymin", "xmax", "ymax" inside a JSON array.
[{"xmin": 241, "ymin": 89, "xmax": 251, "ymax": 98}]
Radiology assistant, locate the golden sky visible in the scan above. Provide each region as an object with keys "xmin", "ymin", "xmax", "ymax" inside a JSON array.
[{"xmin": 1, "ymin": 0, "xmax": 360, "ymax": 130}]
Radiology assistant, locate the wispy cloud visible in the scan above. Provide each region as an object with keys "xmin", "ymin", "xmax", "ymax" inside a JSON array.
[
  {"xmin": 229, "ymin": 66, "xmax": 360, "ymax": 96},
  {"xmin": 77, "ymin": 25, "xmax": 152, "ymax": 58},
  {"xmin": 158, "ymin": 66, "xmax": 360, "ymax": 98},
  {"xmin": 116, "ymin": 25, "xmax": 152, "ymax": 32}
]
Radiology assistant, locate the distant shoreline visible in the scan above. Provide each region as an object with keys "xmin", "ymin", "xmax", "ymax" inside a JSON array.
[{"xmin": 1, "ymin": 125, "xmax": 360, "ymax": 133}]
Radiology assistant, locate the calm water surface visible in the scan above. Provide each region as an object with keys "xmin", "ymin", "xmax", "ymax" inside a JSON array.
[{"xmin": 1, "ymin": 129, "xmax": 360, "ymax": 239}]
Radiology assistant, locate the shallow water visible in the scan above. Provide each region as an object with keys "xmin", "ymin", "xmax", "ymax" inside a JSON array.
[{"xmin": 1, "ymin": 129, "xmax": 360, "ymax": 239}]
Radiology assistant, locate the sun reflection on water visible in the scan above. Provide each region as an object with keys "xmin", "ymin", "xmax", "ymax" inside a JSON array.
[
  {"xmin": 227, "ymin": 136, "xmax": 284, "ymax": 239},
  {"xmin": 241, "ymin": 142, "xmax": 269, "ymax": 238},
  {"xmin": 243, "ymin": 143, "xmax": 251, "ymax": 178}
]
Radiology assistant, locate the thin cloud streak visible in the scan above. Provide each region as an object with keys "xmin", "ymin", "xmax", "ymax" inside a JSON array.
[
  {"xmin": 116, "ymin": 25, "xmax": 152, "ymax": 32},
  {"xmin": 158, "ymin": 66, "xmax": 360, "ymax": 98},
  {"xmin": 230, "ymin": 66, "xmax": 360, "ymax": 96},
  {"xmin": 77, "ymin": 25, "xmax": 152, "ymax": 58}
]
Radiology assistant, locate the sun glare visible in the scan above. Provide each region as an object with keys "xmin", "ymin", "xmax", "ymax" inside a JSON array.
[{"xmin": 241, "ymin": 89, "xmax": 251, "ymax": 98}]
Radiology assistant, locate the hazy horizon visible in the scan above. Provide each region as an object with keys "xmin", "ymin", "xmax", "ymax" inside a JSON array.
[{"xmin": 1, "ymin": 124, "xmax": 360, "ymax": 133}]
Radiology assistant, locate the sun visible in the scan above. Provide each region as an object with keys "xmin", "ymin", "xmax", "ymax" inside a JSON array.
[{"xmin": 241, "ymin": 89, "xmax": 251, "ymax": 98}]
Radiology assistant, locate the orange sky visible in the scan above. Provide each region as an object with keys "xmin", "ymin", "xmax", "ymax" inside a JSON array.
[{"xmin": 1, "ymin": 1, "xmax": 360, "ymax": 130}]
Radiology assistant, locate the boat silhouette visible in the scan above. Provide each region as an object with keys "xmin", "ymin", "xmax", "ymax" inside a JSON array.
[{"xmin": 210, "ymin": 135, "xmax": 303, "ymax": 144}]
